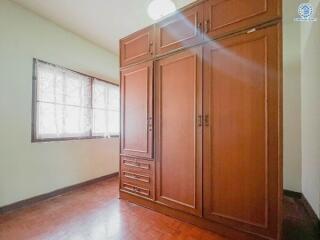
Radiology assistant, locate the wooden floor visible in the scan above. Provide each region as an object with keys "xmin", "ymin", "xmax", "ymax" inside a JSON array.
[
  {"xmin": 0, "ymin": 176, "xmax": 318, "ymax": 240},
  {"xmin": 283, "ymin": 195, "xmax": 320, "ymax": 240},
  {"xmin": 0, "ymin": 177, "xmax": 227, "ymax": 240}
]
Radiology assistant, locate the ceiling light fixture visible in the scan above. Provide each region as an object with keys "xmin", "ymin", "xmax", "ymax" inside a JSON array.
[{"xmin": 147, "ymin": 0, "xmax": 176, "ymax": 20}]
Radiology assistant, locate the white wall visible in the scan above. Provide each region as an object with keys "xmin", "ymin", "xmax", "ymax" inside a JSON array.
[
  {"xmin": 0, "ymin": 0, "xmax": 119, "ymax": 207},
  {"xmin": 301, "ymin": 0, "xmax": 320, "ymax": 218},
  {"xmin": 283, "ymin": 0, "xmax": 302, "ymax": 192},
  {"xmin": 283, "ymin": 0, "xmax": 320, "ymax": 217}
]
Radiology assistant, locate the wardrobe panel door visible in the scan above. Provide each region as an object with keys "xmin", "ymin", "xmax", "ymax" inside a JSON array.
[
  {"xmin": 156, "ymin": 4, "xmax": 204, "ymax": 56},
  {"xmin": 203, "ymin": 24, "xmax": 282, "ymax": 239},
  {"xmin": 120, "ymin": 26, "xmax": 154, "ymax": 67},
  {"xmin": 204, "ymin": 0, "xmax": 281, "ymax": 37},
  {"xmin": 120, "ymin": 62, "xmax": 153, "ymax": 158},
  {"xmin": 155, "ymin": 47, "xmax": 202, "ymax": 216}
]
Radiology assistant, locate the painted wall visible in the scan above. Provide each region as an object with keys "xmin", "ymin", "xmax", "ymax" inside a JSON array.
[
  {"xmin": 1, "ymin": 0, "xmax": 319, "ymax": 217},
  {"xmin": 0, "ymin": 0, "xmax": 119, "ymax": 207},
  {"xmin": 301, "ymin": 0, "xmax": 320, "ymax": 218},
  {"xmin": 283, "ymin": 0, "xmax": 302, "ymax": 192}
]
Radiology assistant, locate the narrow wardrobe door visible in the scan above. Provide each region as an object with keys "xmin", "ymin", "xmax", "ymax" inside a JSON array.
[
  {"xmin": 203, "ymin": 24, "xmax": 282, "ymax": 239},
  {"xmin": 120, "ymin": 62, "xmax": 153, "ymax": 159},
  {"xmin": 155, "ymin": 47, "xmax": 202, "ymax": 216}
]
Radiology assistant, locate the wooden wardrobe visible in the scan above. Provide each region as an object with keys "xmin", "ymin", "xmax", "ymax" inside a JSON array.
[{"xmin": 119, "ymin": 1, "xmax": 283, "ymax": 239}]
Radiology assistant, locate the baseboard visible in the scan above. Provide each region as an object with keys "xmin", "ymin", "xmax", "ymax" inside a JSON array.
[
  {"xmin": 0, "ymin": 172, "xmax": 119, "ymax": 214},
  {"xmin": 283, "ymin": 189, "xmax": 303, "ymax": 199},
  {"xmin": 284, "ymin": 189, "xmax": 320, "ymax": 224}
]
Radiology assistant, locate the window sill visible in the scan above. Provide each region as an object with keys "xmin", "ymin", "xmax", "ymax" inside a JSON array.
[{"xmin": 31, "ymin": 135, "xmax": 119, "ymax": 143}]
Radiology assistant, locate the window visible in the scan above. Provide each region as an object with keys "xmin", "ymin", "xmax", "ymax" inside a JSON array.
[{"xmin": 32, "ymin": 59, "xmax": 120, "ymax": 141}]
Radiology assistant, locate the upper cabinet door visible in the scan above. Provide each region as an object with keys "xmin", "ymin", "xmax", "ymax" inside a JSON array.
[
  {"xmin": 204, "ymin": 0, "xmax": 281, "ymax": 37},
  {"xmin": 120, "ymin": 61, "xmax": 153, "ymax": 159},
  {"xmin": 155, "ymin": 47, "xmax": 203, "ymax": 216},
  {"xmin": 203, "ymin": 24, "xmax": 282, "ymax": 240},
  {"xmin": 155, "ymin": 4, "xmax": 204, "ymax": 56},
  {"xmin": 120, "ymin": 26, "xmax": 155, "ymax": 67}
]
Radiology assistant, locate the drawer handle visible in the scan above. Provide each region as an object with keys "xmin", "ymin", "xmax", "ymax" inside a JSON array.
[
  {"xmin": 123, "ymin": 172, "xmax": 150, "ymax": 183},
  {"xmin": 123, "ymin": 184, "xmax": 150, "ymax": 196},
  {"xmin": 123, "ymin": 160, "xmax": 150, "ymax": 170}
]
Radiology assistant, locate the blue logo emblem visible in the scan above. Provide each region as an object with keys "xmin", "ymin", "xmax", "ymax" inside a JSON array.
[{"xmin": 295, "ymin": 3, "xmax": 317, "ymax": 21}]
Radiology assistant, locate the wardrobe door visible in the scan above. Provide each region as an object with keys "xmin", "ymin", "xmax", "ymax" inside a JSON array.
[
  {"xmin": 204, "ymin": 0, "xmax": 281, "ymax": 38},
  {"xmin": 120, "ymin": 62, "xmax": 153, "ymax": 159},
  {"xmin": 120, "ymin": 26, "xmax": 154, "ymax": 67},
  {"xmin": 203, "ymin": 24, "xmax": 282, "ymax": 239},
  {"xmin": 155, "ymin": 4, "xmax": 204, "ymax": 56},
  {"xmin": 155, "ymin": 47, "xmax": 202, "ymax": 216}
]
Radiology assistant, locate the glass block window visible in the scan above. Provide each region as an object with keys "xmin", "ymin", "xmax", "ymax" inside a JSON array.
[{"xmin": 33, "ymin": 59, "xmax": 119, "ymax": 141}]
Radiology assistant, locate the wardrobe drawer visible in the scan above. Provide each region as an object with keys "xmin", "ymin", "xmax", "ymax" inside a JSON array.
[
  {"xmin": 122, "ymin": 171, "xmax": 151, "ymax": 185},
  {"xmin": 121, "ymin": 182, "xmax": 154, "ymax": 199},
  {"xmin": 120, "ymin": 156, "xmax": 155, "ymax": 199},
  {"xmin": 121, "ymin": 156, "xmax": 154, "ymax": 174}
]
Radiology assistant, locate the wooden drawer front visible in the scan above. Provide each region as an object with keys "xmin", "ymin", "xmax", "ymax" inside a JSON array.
[
  {"xmin": 205, "ymin": 0, "xmax": 280, "ymax": 37},
  {"xmin": 121, "ymin": 182, "xmax": 153, "ymax": 199},
  {"xmin": 122, "ymin": 171, "xmax": 151, "ymax": 185},
  {"xmin": 120, "ymin": 26, "xmax": 154, "ymax": 67},
  {"xmin": 156, "ymin": 4, "xmax": 203, "ymax": 55},
  {"xmin": 121, "ymin": 157, "xmax": 153, "ymax": 174},
  {"xmin": 120, "ymin": 156, "xmax": 155, "ymax": 199}
]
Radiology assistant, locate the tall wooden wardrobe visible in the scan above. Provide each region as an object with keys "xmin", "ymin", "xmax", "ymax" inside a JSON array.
[{"xmin": 119, "ymin": 1, "xmax": 282, "ymax": 239}]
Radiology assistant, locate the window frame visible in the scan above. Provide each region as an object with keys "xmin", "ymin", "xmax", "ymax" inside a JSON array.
[{"xmin": 31, "ymin": 58, "xmax": 120, "ymax": 143}]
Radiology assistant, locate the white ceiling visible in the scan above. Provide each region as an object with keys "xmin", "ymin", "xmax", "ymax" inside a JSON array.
[{"xmin": 12, "ymin": 0, "xmax": 196, "ymax": 55}]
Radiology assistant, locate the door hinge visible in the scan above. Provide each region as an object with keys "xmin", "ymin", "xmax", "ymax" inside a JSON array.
[
  {"xmin": 197, "ymin": 22, "xmax": 202, "ymax": 31},
  {"xmin": 204, "ymin": 20, "xmax": 210, "ymax": 33},
  {"xmin": 147, "ymin": 117, "xmax": 152, "ymax": 131},
  {"xmin": 197, "ymin": 115, "xmax": 203, "ymax": 127},
  {"xmin": 149, "ymin": 41, "xmax": 153, "ymax": 55}
]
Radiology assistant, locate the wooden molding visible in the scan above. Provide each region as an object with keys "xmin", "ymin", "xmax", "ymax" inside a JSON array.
[{"xmin": 0, "ymin": 172, "xmax": 119, "ymax": 214}]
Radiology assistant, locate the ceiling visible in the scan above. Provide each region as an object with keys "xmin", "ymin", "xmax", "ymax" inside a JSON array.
[{"xmin": 12, "ymin": 0, "xmax": 196, "ymax": 55}]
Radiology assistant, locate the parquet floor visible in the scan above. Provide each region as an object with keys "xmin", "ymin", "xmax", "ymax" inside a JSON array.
[
  {"xmin": 1, "ymin": 176, "xmax": 318, "ymax": 240},
  {"xmin": 0, "ymin": 177, "xmax": 227, "ymax": 240}
]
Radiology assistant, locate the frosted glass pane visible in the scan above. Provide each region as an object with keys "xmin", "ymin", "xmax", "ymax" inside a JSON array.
[
  {"xmin": 92, "ymin": 80, "xmax": 106, "ymax": 109},
  {"xmin": 55, "ymin": 74, "xmax": 64, "ymax": 104},
  {"xmin": 64, "ymin": 106, "xmax": 81, "ymax": 134},
  {"xmin": 108, "ymin": 110, "xmax": 120, "ymax": 135},
  {"xmin": 37, "ymin": 69, "xmax": 55, "ymax": 102},
  {"xmin": 37, "ymin": 102, "xmax": 57, "ymax": 136},
  {"xmin": 108, "ymin": 86, "xmax": 120, "ymax": 111},
  {"xmin": 65, "ymin": 75, "xmax": 82, "ymax": 106},
  {"xmin": 92, "ymin": 109, "xmax": 106, "ymax": 135}
]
